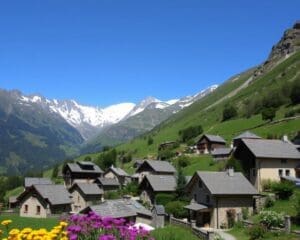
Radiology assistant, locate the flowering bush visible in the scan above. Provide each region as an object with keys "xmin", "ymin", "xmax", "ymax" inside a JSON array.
[
  {"xmin": 258, "ymin": 210, "xmax": 284, "ymax": 229},
  {"xmin": 66, "ymin": 212, "xmax": 153, "ymax": 240},
  {"xmin": 0, "ymin": 213, "xmax": 154, "ymax": 240},
  {"xmin": 0, "ymin": 219, "xmax": 68, "ymax": 240}
]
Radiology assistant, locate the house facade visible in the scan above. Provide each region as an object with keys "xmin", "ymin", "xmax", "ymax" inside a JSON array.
[
  {"xmin": 185, "ymin": 170, "xmax": 258, "ymax": 228},
  {"xmin": 196, "ymin": 134, "xmax": 226, "ymax": 154},
  {"xmin": 69, "ymin": 183, "xmax": 104, "ymax": 213},
  {"xmin": 17, "ymin": 185, "xmax": 72, "ymax": 218},
  {"xmin": 211, "ymin": 148, "xmax": 232, "ymax": 161},
  {"xmin": 104, "ymin": 166, "xmax": 131, "ymax": 186},
  {"xmin": 62, "ymin": 161, "xmax": 103, "ymax": 188},
  {"xmin": 136, "ymin": 160, "xmax": 176, "ymax": 183},
  {"xmin": 94, "ymin": 177, "xmax": 120, "ymax": 191},
  {"xmin": 234, "ymin": 139, "xmax": 300, "ymax": 191},
  {"xmin": 139, "ymin": 175, "xmax": 176, "ymax": 205}
]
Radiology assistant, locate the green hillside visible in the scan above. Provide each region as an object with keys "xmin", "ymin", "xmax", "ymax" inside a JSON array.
[{"xmin": 115, "ymin": 51, "xmax": 300, "ymax": 158}]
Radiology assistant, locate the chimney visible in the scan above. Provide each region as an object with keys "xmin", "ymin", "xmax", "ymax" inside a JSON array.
[
  {"xmin": 282, "ymin": 135, "xmax": 289, "ymax": 143},
  {"xmin": 227, "ymin": 168, "xmax": 234, "ymax": 177}
]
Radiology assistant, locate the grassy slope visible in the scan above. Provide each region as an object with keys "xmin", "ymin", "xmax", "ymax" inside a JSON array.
[
  {"xmin": 4, "ymin": 187, "xmax": 23, "ymax": 201},
  {"xmin": 151, "ymin": 225, "xmax": 198, "ymax": 240},
  {"xmin": 115, "ymin": 51, "xmax": 300, "ymax": 158}
]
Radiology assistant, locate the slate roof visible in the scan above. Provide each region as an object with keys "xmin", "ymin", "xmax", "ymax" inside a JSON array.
[
  {"xmin": 9, "ymin": 196, "xmax": 18, "ymax": 203},
  {"xmin": 233, "ymin": 131, "xmax": 261, "ymax": 140},
  {"xmin": 108, "ymin": 166, "xmax": 129, "ymax": 177},
  {"xmin": 81, "ymin": 199, "xmax": 151, "ymax": 218},
  {"xmin": 96, "ymin": 177, "xmax": 120, "ymax": 187},
  {"xmin": 200, "ymin": 134, "xmax": 226, "ymax": 143},
  {"xmin": 24, "ymin": 178, "xmax": 53, "ymax": 188},
  {"xmin": 242, "ymin": 139, "xmax": 300, "ymax": 159},
  {"xmin": 143, "ymin": 175, "xmax": 176, "ymax": 192},
  {"xmin": 194, "ymin": 171, "xmax": 258, "ymax": 195},
  {"xmin": 25, "ymin": 184, "xmax": 72, "ymax": 205},
  {"xmin": 211, "ymin": 148, "xmax": 232, "ymax": 156},
  {"xmin": 138, "ymin": 160, "xmax": 176, "ymax": 173},
  {"xmin": 65, "ymin": 162, "xmax": 103, "ymax": 174},
  {"xmin": 71, "ymin": 183, "xmax": 103, "ymax": 195},
  {"xmin": 184, "ymin": 202, "xmax": 209, "ymax": 211}
]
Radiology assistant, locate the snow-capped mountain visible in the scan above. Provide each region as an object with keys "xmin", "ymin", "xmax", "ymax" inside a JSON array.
[
  {"xmin": 82, "ymin": 85, "xmax": 219, "ymax": 153},
  {"xmin": 17, "ymin": 84, "xmax": 218, "ymax": 140}
]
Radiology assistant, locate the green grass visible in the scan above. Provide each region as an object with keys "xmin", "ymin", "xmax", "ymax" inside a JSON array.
[
  {"xmin": 150, "ymin": 225, "xmax": 198, "ymax": 240},
  {"xmin": 229, "ymin": 225, "xmax": 300, "ymax": 240},
  {"xmin": 0, "ymin": 214, "xmax": 59, "ymax": 235},
  {"xmin": 182, "ymin": 155, "xmax": 226, "ymax": 175},
  {"xmin": 4, "ymin": 187, "xmax": 24, "ymax": 202}
]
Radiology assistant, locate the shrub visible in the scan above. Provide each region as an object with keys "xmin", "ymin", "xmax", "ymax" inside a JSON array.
[
  {"xmin": 222, "ymin": 105, "xmax": 238, "ymax": 121},
  {"xmin": 158, "ymin": 149, "xmax": 176, "ymax": 160},
  {"xmin": 165, "ymin": 201, "xmax": 188, "ymax": 218},
  {"xmin": 248, "ymin": 225, "xmax": 266, "ymax": 240},
  {"xmin": 258, "ymin": 210, "xmax": 284, "ymax": 229},
  {"xmin": 104, "ymin": 191, "xmax": 121, "ymax": 200},
  {"xmin": 290, "ymin": 78, "xmax": 300, "ymax": 104},
  {"xmin": 261, "ymin": 179, "xmax": 274, "ymax": 192},
  {"xmin": 226, "ymin": 157, "xmax": 243, "ymax": 172},
  {"xmin": 155, "ymin": 193, "xmax": 175, "ymax": 206},
  {"xmin": 147, "ymin": 136, "xmax": 154, "ymax": 145},
  {"xmin": 270, "ymin": 181, "xmax": 294, "ymax": 200},
  {"xmin": 226, "ymin": 209, "xmax": 236, "ymax": 228},
  {"xmin": 293, "ymin": 191, "xmax": 300, "ymax": 218},
  {"xmin": 242, "ymin": 207, "xmax": 249, "ymax": 220},
  {"xmin": 121, "ymin": 182, "xmax": 139, "ymax": 196},
  {"xmin": 261, "ymin": 107, "xmax": 276, "ymax": 122},
  {"xmin": 264, "ymin": 196, "xmax": 275, "ymax": 208},
  {"xmin": 178, "ymin": 125, "xmax": 203, "ymax": 143},
  {"xmin": 177, "ymin": 155, "xmax": 191, "ymax": 168}
]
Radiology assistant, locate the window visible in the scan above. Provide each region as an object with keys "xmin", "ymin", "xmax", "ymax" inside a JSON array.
[
  {"xmin": 206, "ymin": 195, "xmax": 210, "ymax": 203},
  {"xmin": 36, "ymin": 206, "xmax": 41, "ymax": 215},
  {"xmin": 281, "ymin": 159, "xmax": 287, "ymax": 164},
  {"xmin": 198, "ymin": 180, "xmax": 203, "ymax": 188},
  {"xmin": 286, "ymin": 170, "xmax": 290, "ymax": 176},
  {"xmin": 24, "ymin": 205, "xmax": 28, "ymax": 213},
  {"xmin": 252, "ymin": 169, "xmax": 256, "ymax": 177},
  {"xmin": 278, "ymin": 169, "xmax": 283, "ymax": 177},
  {"xmin": 194, "ymin": 194, "xmax": 197, "ymax": 201}
]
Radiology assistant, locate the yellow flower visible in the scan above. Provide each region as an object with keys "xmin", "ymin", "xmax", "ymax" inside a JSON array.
[
  {"xmin": 9, "ymin": 229, "xmax": 20, "ymax": 236},
  {"xmin": 1, "ymin": 220, "xmax": 12, "ymax": 226},
  {"xmin": 59, "ymin": 221, "xmax": 68, "ymax": 228}
]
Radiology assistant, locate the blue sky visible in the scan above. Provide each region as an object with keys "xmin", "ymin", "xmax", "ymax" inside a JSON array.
[{"xmin": 0, "ymin": 1, "xmax": 299, "ymax": 107}]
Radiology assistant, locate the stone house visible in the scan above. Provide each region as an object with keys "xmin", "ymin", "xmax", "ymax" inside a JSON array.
[
  {"xmin": 196, "ymin": 134, "xmax": 226, "ymax": 154},
  {"xmin": 81, "ymin": 197, "xmax": 152, "ymax": 225},
  {"xmin": 69, "ymin": 183, "xmax": 104, "ymax": 213},
  {"xmin": 211, "ymin": 148, "xmax": 232, "ymax": 161},
  {"xmin": 232, "ymin": 131, "xmax": 261, "ymax": 147},
  {"xmin": 24, "ymin": 177, "xmax": 53, "ymax": 190},
  {"xmin": 104, "ymin": 166, "xmax": 131, "ymax": 186},
  {"xmin": 151, "ymin": 205, "xmax": 165, "ymax": 228},
  {"xmin": 136, "ymin": 160, "xmax": 176, "ymax": 183},
  {"xmin": 234, "ymin": 138, "xmax": 300, "ymax": 192},
  {"xmin": 8, "ymin": 196, "xmax": 19, "ymax": 209},
  {"xmin": 185, "ymin": 170, "xmax": 258, "ymax": 228},
  {"xmin": 94, "ymin": 177, "xmax": 120, "ymax": 191},
  {"xmin": 17, "ymin": 184, "xmax": 72, "ymax": 218},
  {"xmin": 158, "ymin": 141, "xmax": 178, "ymax": 151},
  {"xmin": 139, "ymin": 175, "xmax": 176, "ymax": 205},
  {"xmin": 62, "ymin": 161, "xmax": 103, "ymax": 188}
]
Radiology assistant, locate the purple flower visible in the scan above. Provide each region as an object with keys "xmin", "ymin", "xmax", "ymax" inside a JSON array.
[{"xmin": 99, "ymin": 234, "xmax": 116, "ymax": 240}]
